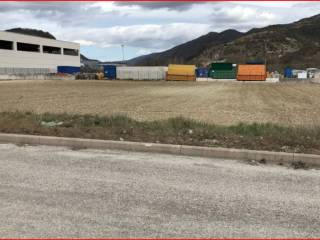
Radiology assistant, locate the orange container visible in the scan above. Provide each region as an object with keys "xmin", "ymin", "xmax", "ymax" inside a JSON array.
[
  {"xmin": 237, "ymin": 64, "xmax": 267, "ymax": 81},
  {"xmin": 237, "ymin": 75, "xmax": 266, "ymax": 81}
]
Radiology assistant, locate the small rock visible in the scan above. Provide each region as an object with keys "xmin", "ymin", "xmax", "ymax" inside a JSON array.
[
  {"xmin": 211, "ymin": 139, "xmax": 219, "ymax": 144},
  {"xmin": 188, "ymin": 129, "xmax": 193, "ymax": 134},
  {"xmin": 119, "ymin": 137, "xmax": 124, "ymax": 141},
  {"xmin": 247, "ymin": 159, "xmax": 258, "ymax": 165}
]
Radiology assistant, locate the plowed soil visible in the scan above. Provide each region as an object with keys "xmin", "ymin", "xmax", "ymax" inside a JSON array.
[{"xmin": 1, "ymin": 80, "xmax": 320, "ymax": 126}]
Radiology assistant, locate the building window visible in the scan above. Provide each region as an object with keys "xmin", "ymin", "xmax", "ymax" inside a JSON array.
[
  {"xmin": 63, "ymin": 48, "xmax": 79, "ymax": 56},
  {"xmin": 17, "ymin": 42, "xmax": 40, "ymax": 52},
  {"xmin": 43, "ymin": 45, "xmax": 61, "ymax": 54},
  {"xmin": 0, "ymin": 40, "xmax": 14, "ymax": 50}
]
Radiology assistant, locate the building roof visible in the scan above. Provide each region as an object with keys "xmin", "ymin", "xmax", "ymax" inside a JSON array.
[{"xmin": 0, "ymin": 30, "xmax": 80, "ymax": 48}]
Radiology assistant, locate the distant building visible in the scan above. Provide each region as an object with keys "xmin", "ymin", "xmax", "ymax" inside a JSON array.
[{"xmin": 0, "ymin": 30, "xmax": 80, "ymax": 74}]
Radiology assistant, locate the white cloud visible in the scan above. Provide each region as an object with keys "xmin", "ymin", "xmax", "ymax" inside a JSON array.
[
  {"xmin": 73, "ymin": 40, "xmax": 95, "ymax": 46},
  {"xmin": 0, "ymin": 1, "xmax": 319, "ymax": 60},
  {"xmin": 113, "ymin": 2, "xmax": 198, "ymax": 11},
  {"xmin": 58, "ymin": 23, "xmax": 212, "ymax": 49},
  {"xmin": 137, "ymin": 48, "xmax": 161, "ymax": 56},
  {"xmin": 92, "ymin": 2, "xmax": 140, "ymax": 12},
  {"xmin": 210, "ymin": 5, "xmax": 277, "ymax": 31}
]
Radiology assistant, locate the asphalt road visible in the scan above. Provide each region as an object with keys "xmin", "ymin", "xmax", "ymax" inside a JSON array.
[{"xmin": 0, "ymin": 143, "xmax": 319, "ymax": 238}]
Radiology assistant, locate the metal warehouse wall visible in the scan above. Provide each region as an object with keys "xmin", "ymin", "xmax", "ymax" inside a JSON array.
[{"xmin": 0, "ymin": 31, "xmax": 80, "ymax": 72}]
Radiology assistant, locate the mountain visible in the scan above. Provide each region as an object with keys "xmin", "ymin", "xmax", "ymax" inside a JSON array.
[
  {"xmin": 80, "ymin": 54, "xmax": 128, "ymax": 70},
  {"xmin": 127, "ymin": 29, "xmax": 244, "ymax": 66},
  {"xmin": 6, "ymin": 28, "xmax": 56, "ymax": 39},
  {"xmin": 194, "ymin": 14, "xmax": 320, "ymax": 70},
  {"xmin": 80, "ymin": 54, "xmax": 100, "ymax": 67},
  {"xmin": 127, "ymin": 14, "xmax": 320, "ymax": 71}
]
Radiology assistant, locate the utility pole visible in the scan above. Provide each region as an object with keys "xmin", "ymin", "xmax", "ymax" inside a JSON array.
[{"xmin": 121, "ymin": 44, "xmax": 125, "ymax": 62}]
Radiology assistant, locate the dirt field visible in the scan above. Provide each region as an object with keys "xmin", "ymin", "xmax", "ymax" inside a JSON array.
[{"xmin": 0, "ymin": 79, "xmax": 320, "ymax": 126}]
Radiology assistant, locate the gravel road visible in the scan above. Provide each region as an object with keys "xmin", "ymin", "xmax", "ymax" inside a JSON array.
[{"xmin": 0, "ymin": 143, "xmax": 319, "ymax": 238}]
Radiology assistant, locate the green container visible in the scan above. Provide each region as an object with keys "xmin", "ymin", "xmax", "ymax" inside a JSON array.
[
  {"xmin": 209, "ymin": 68, "xmax": 236, "ymax": 79},
  {"xmin": 210, "ymin": 63, "xmax": 233, "ymax": 71}
]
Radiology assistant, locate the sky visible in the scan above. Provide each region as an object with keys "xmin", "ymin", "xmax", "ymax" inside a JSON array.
[{"xmin": 0, "ymin": 1, "xmax": 319, "ymax": 61}]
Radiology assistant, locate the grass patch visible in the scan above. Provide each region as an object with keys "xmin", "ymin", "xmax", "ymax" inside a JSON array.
[{"xmin": 0, "ymin": 111, "xmax": 320, "ymax": 154}]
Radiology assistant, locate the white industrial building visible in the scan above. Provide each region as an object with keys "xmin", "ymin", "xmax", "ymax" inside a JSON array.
[{"xmin": 0, "ymin": 30, "xmax": 80, "ymax": 74}]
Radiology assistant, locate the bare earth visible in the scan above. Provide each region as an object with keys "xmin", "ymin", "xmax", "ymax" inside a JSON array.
[{"xmin": 1, "ymin": 80, "xmax": 320, "ymax": 126}]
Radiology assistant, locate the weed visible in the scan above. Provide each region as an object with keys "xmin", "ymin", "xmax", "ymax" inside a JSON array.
[
  {"xmin": 0, "ymin": 111, "xmax": 319, "ymax": 154},
  {"xmin": 259, "ymin": 158, "xmax": 267, "ymax": 164},
  {"xmin": 291, "ymin": 161, "xmax": 308, "ymax": 170}
]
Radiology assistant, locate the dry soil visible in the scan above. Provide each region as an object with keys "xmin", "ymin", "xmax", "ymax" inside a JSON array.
[{"xmin": 1, "ymin": 80, "xmax": 320, "ymax": 126}]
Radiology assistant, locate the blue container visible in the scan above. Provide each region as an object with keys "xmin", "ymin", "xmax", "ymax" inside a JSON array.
[
  {"xmin": 196, "ymin": 68, "xmax": 209, "ymax": 78},
  {"xmin": 284, "ymin": 67, "xmax": 293, "ymax": 78},
  {"xmin": 57, "ymin": 66, "xmax": 80, "ymax": 74},
  {"xmin": 103, "ymin": 65, "xmax": 117, "ymax": 79}
]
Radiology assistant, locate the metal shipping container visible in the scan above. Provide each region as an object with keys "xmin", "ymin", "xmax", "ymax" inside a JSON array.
[
  {"xmin": 297, "ymin": 71, "xmax": 307, "ymax": 79},
  {"xmin": 284, "ymin": 67, "xmax": 293, "ymax": 78},
  {"xmin": 166, "ymin": 74, "xmax": 196, "ymax": 81},
  {"xmin": 196, "ymin": 68, "xmax": 209, "ymax": 78},
  {"xmin": 210, "ymin": 63, "xmax": 233, "ymax": 71},
  {"xmin": 116, "ymin": 66, "xmax": 167, "ymax": 80},
  {"xmin": 57, "ymin": 66, "xmax": 80, "ymax": 74},
  {"xmin": 103, "ymin": 65, "xmax": 117, "ymax": 79},
  {"xmin": 167, "ymin": 64, "xmax": 196, "ymax": 81},
  {"xmin": 209, "ymin": 68, "xmax": 236, "ymax": 79},
  {"xmin": 167, "ymin": 64, "xmax": 196, "ymax": 76},
  {"xmin": 237, "ymin": 64, "xmax": 266, "ymax": 81}
]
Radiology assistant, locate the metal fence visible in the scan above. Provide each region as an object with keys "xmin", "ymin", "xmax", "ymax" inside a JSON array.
[{"xmin": 0, "ymin": 67, "xmax": 56, "ymax": 75}]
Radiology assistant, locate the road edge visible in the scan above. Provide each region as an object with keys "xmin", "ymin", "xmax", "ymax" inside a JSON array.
[{"xmin": 0, "ymin": 133, "xmax": 319, "ymax": 167}]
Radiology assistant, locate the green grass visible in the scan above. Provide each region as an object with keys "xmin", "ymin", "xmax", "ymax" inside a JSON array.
[{"xmin": 0, "ymin": 111, "xmax": 320, "ymax": 154}]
